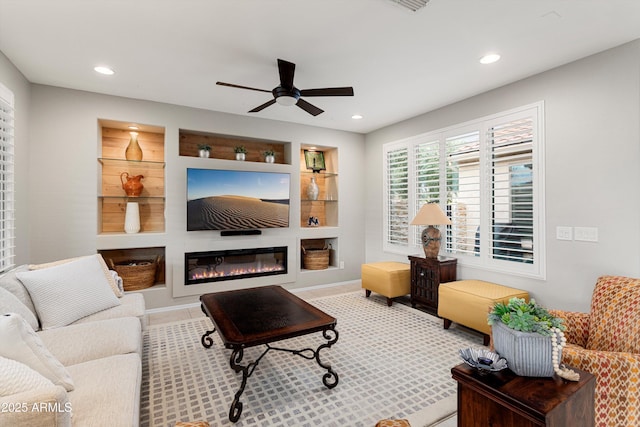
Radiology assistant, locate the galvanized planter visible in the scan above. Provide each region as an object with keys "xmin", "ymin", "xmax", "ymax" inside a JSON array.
[{"xmin": 492, "ymin": 321, "xmax": 559, "ymax": 377}]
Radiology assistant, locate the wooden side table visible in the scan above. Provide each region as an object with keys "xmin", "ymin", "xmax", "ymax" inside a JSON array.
[
  {"xmin": 452, "ymin": 363, "xmax": 595, "ymax": 427},
  {"xmin": 408, "ymin": 255, "xmax": 456, "ymax": 316}
]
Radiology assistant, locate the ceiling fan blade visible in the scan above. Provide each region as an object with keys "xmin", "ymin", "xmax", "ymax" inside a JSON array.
[
  {"xmin": 296, "ymin": 98, "xmax": 324, "ymax": 116},
  {"xmin": 248, "ymin": 98, "xmax": 277, "ymax": 113},
  {"xmin": 216, "ymin": 81, "xmax": 271, "ymax": 93},
  {"xmin": 300, "ymin": 87, "xmax": 354, "ymax": 97},
  {"xmin": 277, "ymin": 59, "xmax": 296, "ymax": 89}
]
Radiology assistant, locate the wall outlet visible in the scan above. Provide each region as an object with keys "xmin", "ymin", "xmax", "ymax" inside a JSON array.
[
  {"xmin": 556, "ymin": 226, "xmax": 572, "ymax": 241},
  {"xmin": 339, "ymin": 261, "xmax": 345, "ymax": 269}
]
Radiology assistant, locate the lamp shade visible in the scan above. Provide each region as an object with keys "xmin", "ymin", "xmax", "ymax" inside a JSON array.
[{"xmin": 410, "ymin": 203, "xmax": 451, "ymax": 226}]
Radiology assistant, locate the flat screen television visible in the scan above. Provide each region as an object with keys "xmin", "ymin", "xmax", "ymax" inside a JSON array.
[{"xmin": 187, "ymin": 168, "xmax": 290, "ymax": 231}]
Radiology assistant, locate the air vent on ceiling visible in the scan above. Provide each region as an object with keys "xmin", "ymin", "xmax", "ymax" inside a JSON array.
[{"xmin": 389, "ymin": 0, "xmax": 430, "ymax": 12}]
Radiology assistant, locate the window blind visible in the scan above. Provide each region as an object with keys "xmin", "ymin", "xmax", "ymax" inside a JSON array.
[
  {"xmin": 445, "ymin": 131, "xmax": 481, "ymax": 257},
  {"xmin": 384, "ymin": 145, "xmax": 409, "ymax": 247},
  {"xmin": 0, "ymin": 84, "xmax": 15, "ymax": 273}
]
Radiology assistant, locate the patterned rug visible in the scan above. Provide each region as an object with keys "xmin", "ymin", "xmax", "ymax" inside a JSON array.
[{"xmin": 140, "ymin": 291, "xmax": 481, "ymax": 427}]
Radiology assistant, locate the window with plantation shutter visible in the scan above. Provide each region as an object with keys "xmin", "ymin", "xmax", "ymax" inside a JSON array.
[
  {"xmin": 445, "ymin": 130, "xmax": 481, "ymax": 257},
  {"xmin": 383, "ymin": 144, "xmax": 409, "ymax": 251},
  {"xmin": 382, "ymin": 102, "xmax": 544, "ymax": 278},
  {"xmin": 0, "ymin": 83, "xmax": 15, "ymax": 273}
]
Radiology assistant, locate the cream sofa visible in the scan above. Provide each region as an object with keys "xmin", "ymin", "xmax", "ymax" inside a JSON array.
[{"xmin": 0, "ymin": 256, "xmax": 146, "ymax": 427}]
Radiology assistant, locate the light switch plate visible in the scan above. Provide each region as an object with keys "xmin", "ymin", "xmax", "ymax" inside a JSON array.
[{"xmin": 574, "ymin": 226, "xmax": 598, "ymax": 242}]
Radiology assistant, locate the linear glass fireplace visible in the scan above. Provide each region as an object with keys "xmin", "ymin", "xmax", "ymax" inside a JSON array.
[{"xmin": 185, "ymin": 246, "xmax": 287, "ymax": 285}]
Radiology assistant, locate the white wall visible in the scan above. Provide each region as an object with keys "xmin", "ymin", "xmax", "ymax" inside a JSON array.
[
  {"xmin": 27, "ymin": 86, "xmax": 366, "ymax": 309},
  {"xmin": 364, "ymin": 40, "xmax": 640, "ymax": 312},
  {"xmin": 0, "ymin": 51, "xmax": 31, "ymax": 265}
]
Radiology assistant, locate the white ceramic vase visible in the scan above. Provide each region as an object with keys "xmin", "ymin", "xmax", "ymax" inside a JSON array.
[
  {"xmin": 265, "ymin": 154, "xmax": 275, "ymax": 163},
  {"xmin": 307, "ymin": 176, "xmax": 319, "ymax": 201},
  {"xmin": 235, "ymin": 152, "xmax": 245, "ymax": 161},
  {"xmin": 124, "ymin": 202, "xmax": 140, "ymax": 234},
  {"xmin": 198, "ymin": 149, "xmax": 210, "ymax": 158}
]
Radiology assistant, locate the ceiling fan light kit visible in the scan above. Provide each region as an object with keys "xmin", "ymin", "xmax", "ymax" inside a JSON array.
[
  {"xmin": 389, "ymin": 0, "xmax": 430, "ymax": 12},
  {"xmin": 217, "ymin": 58, "xmax": 354, "ymax": 116}
]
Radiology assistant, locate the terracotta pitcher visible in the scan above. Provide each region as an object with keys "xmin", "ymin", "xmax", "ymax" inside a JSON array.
[{"xmin": 121, "ymin": 172, "xmax": 144, "ymax": 197}]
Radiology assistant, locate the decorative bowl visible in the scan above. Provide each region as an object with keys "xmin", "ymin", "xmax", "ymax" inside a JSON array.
[{"xmin": 459, "ymin": 347, "xmax": 508, "ymax": 373}]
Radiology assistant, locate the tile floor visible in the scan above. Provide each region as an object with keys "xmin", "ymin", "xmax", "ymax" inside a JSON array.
[{"xmin": 147, "ymin": 282, "xmax": 457, "ymax": 426}]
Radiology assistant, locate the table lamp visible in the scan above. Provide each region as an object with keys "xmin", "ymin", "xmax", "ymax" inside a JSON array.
[{"xmin": 410, "ymin": 203, "xmax": 452, "ymax": 258}]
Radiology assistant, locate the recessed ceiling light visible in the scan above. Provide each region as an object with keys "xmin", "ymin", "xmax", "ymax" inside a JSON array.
[
  {"xmin": 352, "ymin": 114, "xmax": 363, "ymax": 120},
  {"xmin": 128, "ymin": 125, "xmax": 139, "ymax": 130},
  {"xmin": 479, "ymin": 54, "xmax": 501, "ymax": 65},
  {"xmin": 94, "ymin": 66, "xmax": 115, "ymax": 75}
]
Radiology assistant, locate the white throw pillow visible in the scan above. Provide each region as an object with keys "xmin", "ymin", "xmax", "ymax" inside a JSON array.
[
  {"xmin": 0, "ymin": 286, "xmax": 39, "ymax": 331},
  {"xmin": 29, "ymin": 254, "xmax": 124, "ymax": 297},
  {"xmin": 0, "ymin": 355, "xmax": 55, "ymax": 396},
  {"xmin": 0, "ymin": 313, "xmax": 74, "ymax": 391},
  {"xmin": 17, "ymin": 255, "xmax": 121, "ymax": 330}
]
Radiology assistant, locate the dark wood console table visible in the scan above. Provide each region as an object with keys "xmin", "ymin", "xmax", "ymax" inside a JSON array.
[
  {"xmin": 408, "ymin": 255, "xmax": 456, "ymax": 315},
  {"xmin": 452, "ymin": 363, "xmax": 595, "ymax": 427}
]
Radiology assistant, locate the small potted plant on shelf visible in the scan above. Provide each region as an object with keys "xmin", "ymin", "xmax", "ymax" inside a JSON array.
[
  {"xmin": 234, "ymin": 145, "xmax": 247, "ymax": 161},
  {"xmin": 264, "ymin": 149, "xmax": 276, "ymax": 163},
  {"xmin": 488, "ymin": 297, "xmax": 579, "ymax": 380},
  {"xmin": 198, "ymin": 144, "xmax": 211, "ymax": 158}
]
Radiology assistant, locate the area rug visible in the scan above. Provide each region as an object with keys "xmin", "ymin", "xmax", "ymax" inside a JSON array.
[{"xmin": 140, "ymin": 292, "xmax": 482, "ymax": 427}]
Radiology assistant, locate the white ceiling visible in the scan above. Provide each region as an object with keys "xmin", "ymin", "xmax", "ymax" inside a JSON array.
[{"xmin": 1, "ymin": 0, "xmax": 639, "ymax": 134}]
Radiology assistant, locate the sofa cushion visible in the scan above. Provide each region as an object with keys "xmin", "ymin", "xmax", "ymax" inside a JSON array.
[
  {"xmin": 0, "ymin": 265, "xmax": 36, "ymax": 316},
  {"xmin": 29, "ymin": 254, "xmax": 124, "ymax": 298},
  {"xmin": 16, "ymin": 256, "xmax": 121, "ymax": 330},
  {"xmin": 0, "ymin": 355, "xmax": 54, "ymax": 396},
  {"xmin": 0, "ymin": 313, "xmax": 74, "ymax": 391},
  {"xmin": 72, "ymin": 292, "xmax": 147, "ymax": 329},
  {"xmin": 586, "ymin": 275, "xmax": 640, "ymax": 353},
  {"xmin": 66, "ymin": 353, "xmax": 141, "ymax": 427},
  {"xmin": 38, "ymin": 317, "xmax": 142, "ymax": 366},
  {"xmin": 0, "ymin": 286, "xmax": 39, "ymax": 330}
]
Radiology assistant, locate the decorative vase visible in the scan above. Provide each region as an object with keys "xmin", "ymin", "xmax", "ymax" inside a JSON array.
[
  {"xmin": 307, "ymin": 176, "xmax": 319, "ymax": 201},
  {"xmin": 198, "ymin": 149, "xmax": 210, "ymax": 158},
  {"xmin": 265, "ymin": 154, "xmax": 275, "ymax": 163},
  {"xmin": 125, "ymin": 131, "xmax": 143, "ymax": 161},
  {"xmin": 124, "ymin": 202, "xmax": 140, "ymax": 234},
  {"xmin": 491, "ymin": 321, "xmax": 559, "ymax": 377},
  {"xmin": 235, "ymin": 152, "xmax": 245, "ymax": 161},
  {"xmin": 121, "ymin": 172, "xmax": 144, "ymax": 197}
]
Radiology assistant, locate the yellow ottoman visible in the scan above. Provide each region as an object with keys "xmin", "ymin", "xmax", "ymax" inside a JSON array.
[
  {"xmin": 438, "ymin": 280, "xmax": 529, "ymax": 345},
  {"xmin": 361, "ymin": 262, "xmax": 410, "ymax": 307}
]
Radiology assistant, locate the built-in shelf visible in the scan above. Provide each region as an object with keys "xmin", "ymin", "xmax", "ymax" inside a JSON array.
[
  {"xmin": 179, "ymin": 129, "xmax": 290, "ymax": 164},
  {"xmin": 98, "ymin": 124, "xmax": 165, "ymax": 234},
  {"xmin": 97, "ymin": 120, "xmax": 166, "ymax": 292}
]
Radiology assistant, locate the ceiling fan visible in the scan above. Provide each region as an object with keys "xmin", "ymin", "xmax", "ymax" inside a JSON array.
[{"xmin": 216, "ymin": 59, "xmax": 354, "ymax": 116}]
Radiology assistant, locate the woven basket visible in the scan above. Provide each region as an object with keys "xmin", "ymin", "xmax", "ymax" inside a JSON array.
[
  {"xmin": 108, "ymin": 257, "xmax": 158, "ymax": 291},
  {"xmin": 302, "ymin": 246, "xmax": 329, "ymax": 270}
]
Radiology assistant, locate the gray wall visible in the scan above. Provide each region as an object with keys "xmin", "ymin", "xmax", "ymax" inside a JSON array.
[
  {"xmin": 25, "ymin": 86, "xmax": 365, "ymax": 309},
  {"xmin": 365, "ymin": 40, "xmax": 640, "ymax": 312}
]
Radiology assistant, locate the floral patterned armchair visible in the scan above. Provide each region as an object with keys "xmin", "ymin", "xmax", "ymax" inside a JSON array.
[{"xmin": 550, "ymin": 276, "xmax": 640, "ymax": 427}]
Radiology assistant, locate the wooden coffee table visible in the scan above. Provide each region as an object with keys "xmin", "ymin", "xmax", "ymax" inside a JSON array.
[{"xmin": 200, "ymin": 285, "xmax": 339, "ymax": 422}]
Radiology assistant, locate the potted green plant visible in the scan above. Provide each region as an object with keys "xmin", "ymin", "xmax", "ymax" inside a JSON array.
[
  {"xmin": 234, "ymin": 145, "xmax": 247, "ymax": 161},
  {"xmin": 264, "ymin": 149, "xmax": 276, "ymax": 163},
  {"xmin": 198, "ymin": 144, "xmax": 211, "ymax": 158},
  {"xmin": 488, "ymin": 297, "xmax": 578, "ymax": 380}
]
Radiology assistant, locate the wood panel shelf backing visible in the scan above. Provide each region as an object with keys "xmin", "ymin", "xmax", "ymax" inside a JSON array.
[
  {"xmin": 299, "ymin": 148, "xmax": 338, "ymax": 227},
  {"xmin": 99, "ymin": 125, "xmax": 165, "ymax": 234},
  {"xmin": 179, "ymin": 129, "xmax": 288, "ymax": 163},
  {"xmin": 98, "ymin": 247, "xmax": 166, "ymax": 288}
]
